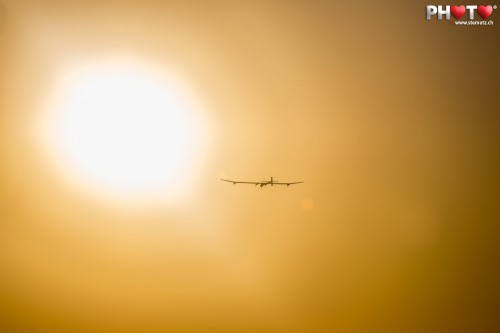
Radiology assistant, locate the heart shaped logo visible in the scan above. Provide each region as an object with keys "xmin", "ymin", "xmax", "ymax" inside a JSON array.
[
  {"xmin": 477, "ymin": 5, "xmax": 493, "ymax": 19},
  {"xmin": 451, "ymin": 5, "xmax": 466, "ymax": 19}
]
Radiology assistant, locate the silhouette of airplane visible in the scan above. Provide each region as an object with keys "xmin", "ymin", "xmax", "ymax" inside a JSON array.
[{"xmin": 220, "ymin": 177, "xmax": 303, "ymax": 188}]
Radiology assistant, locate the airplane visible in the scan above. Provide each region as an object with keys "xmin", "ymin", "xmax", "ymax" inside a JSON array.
[{"xmin": 220, "ymin": 177, "xmax": 303, "ymax": 188}]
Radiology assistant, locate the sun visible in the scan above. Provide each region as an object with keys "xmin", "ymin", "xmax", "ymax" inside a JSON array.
[{"xmin": 43, "ymin": 64, "xmax": 206, "ymax": 201}]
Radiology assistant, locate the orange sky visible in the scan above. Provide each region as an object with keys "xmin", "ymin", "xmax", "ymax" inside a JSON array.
[{"xmin": 0, "ymin": 1, "xmax": 499, "ymax": 332}]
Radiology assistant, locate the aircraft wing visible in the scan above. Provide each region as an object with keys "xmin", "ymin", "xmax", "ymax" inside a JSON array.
[
  {"xmin": 220, "ymin": 179, "xmax": 263, "ymax": 185},
  {"xmin": 273, "ymin": 182, "xmax": 304, "ymax": 185}
]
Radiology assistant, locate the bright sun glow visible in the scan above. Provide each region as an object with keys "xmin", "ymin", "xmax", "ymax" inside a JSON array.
[{"xmin": 43, "ymin": 64, "xmax": 206, "ymax": 202}]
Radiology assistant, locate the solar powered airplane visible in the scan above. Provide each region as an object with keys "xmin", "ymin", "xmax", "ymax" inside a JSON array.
[{"xmin": 220, "ymin": 177, "xmax": 303, "ymax": 188}]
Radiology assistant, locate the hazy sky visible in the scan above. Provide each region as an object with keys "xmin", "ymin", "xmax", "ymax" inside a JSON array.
[{"xmin": 0, "ymin": 1, "xmax": 499, "ymax": 332}]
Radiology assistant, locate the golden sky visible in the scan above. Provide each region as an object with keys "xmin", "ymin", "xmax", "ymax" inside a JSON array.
[{"xmin": 0, "ymin": 1, "xmax": 499, "ymax": 332}]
